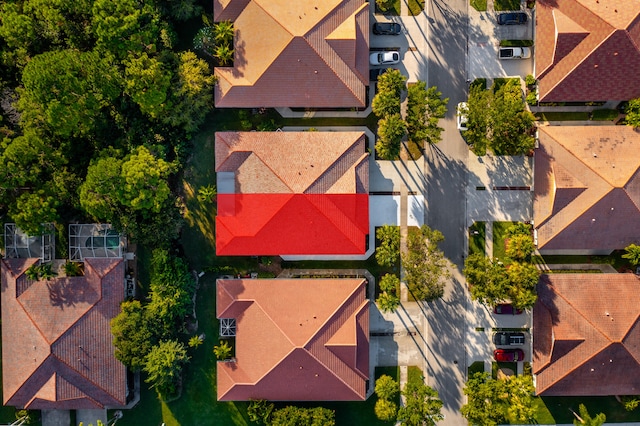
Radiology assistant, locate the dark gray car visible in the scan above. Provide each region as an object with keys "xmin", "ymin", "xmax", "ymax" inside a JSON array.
[
  {"xmin": 493, "ymin": 332, "xmax": 525, "ymax": 346},
  {"xmin": 497, "ymin": 12, "xmax": 527, "ymax": 25}
]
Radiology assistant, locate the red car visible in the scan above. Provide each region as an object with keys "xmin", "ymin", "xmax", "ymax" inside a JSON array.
[
  {"xmin": 494, "ymin": 348, "xmax": 525, "ymax": 362},
  {"xmin": 493, "ymin": 304, "xmax": 523, "ymax": 315}
]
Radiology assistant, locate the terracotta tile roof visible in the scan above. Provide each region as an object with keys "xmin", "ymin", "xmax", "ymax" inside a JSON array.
[
  {"xmin": 1, "ymin": 258, "xmax": 127, "ymax": 410},
  {"xmin": 213, "ymin": 0, "xmax": 369, "ymax": 108},
  {"xmin": 534, "ymin": 126, "xmax": 640, "ymax": 253},
  {"xmin": 535, "ymin": 0, "xmax": 640, "ymax": 102},
  {"xmin": 215, "ymin": 132, "xmax": 369, "ymax": 255},
  {"xmin": 216, "ymin": 278, "xmax": 369, "ymax": 401},
  {"xmin": 533, "ymin": 274, "xmax": 640, "ymax": 396}
]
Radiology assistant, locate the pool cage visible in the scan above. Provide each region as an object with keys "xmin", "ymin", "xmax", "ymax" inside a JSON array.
[
  {"xmin": 69, "ymin": 224, "xmax": 125, "ymax": 261},
  {"xmin": 3, "ymin": 223, "xmax": 54, "ymax": 262}
]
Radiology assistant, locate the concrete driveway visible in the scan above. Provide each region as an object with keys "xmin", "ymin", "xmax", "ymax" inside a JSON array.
[{"xmin": 468, "ymin": 6, "xmax": 534, "ymax": 79}]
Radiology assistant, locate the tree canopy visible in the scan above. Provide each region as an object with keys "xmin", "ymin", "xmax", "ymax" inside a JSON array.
[
  {"xmin": 406, "ymin": 82, "xmax": 448, "ymax": 145},
  {"xmin": 376, "ymin": 225, "xmax": 400, "ymax": 267},
  {"xmin": 402, "ymin": 225, "xmax": 451, "ymax": 302}
]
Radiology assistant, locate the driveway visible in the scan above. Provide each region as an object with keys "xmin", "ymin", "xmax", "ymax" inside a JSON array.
[{"xmin": 468, "ymin": 6, "xmax": 534, "ymax": 79}]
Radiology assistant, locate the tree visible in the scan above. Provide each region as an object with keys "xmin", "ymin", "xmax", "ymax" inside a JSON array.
[
  {"xmin": 463, "ymin": 84, "xmax": 492, "ymax": 155},
  {"xmin": 402, "ymin": 225, "xmax": 451, "ymax": 302},
  {"xmin": 214, "ymin": 44, "xmax": 234, "ymax": 66},
  {"xmin": 377, "ymin": 274, "xmax": 400, "ymax": 313},
  {"xmin": 144, "ymin": 340, "xmax": 190, "ymax": 398},
  {"xmin": 247, "ymin": 399, "xmax": 274, "ymax": 425},
  {"xmin": 573, "ymin": 404, "xmax": 606, "ymax": 426},
  {"xmin": 397, "ymin": 378, "xmax": 444, "ymax": 426},
  {"xmin": 406, "ymin": 82, "xmax": 448, "ymax": 145},
  {"xmin": 375, "ymin": 374, "xmax": 399, "ymax": 400},
  {"xmin": 124, "ymin": 52, "xmax": 172, "ymax": 118},
  {"xmin": 623, "ymin": 243, "xmax": 640, "ymax": 266},
  {"xmin": 188, "ymin": 335, "xmax": 204, "ymax": 348},
  {"xmin": 270, "ymin": 406, "xmax": 335, "ymax": 426},
  {"xmin": 111, "ymin": 300, "xmax": 155, "ymax": 370},
  {"xmin": 461, "ymin": 372, "xmax": 505, "ymax": 426},
  {"xmin": 376, "ymin": 0, "xmax": 396, "ymax": 12},
  {"xmin": 506, "ymin": 262, "xmax": 539, "ymax": 309},
  {"xmin": 157, "ymin": 0, "xmax": 202, "ymax": 21},
  {"xmin": 372, "ymin": 90, "xmax": 401, "ymax": 118},
  {"xmin": 376, "ymin": 225, "xmax": 400, "ymax": 267},
  {"xmin": 375, "ymin": 399, "xmax": 398, "ymax": 422},
  {"xmin": 376, "ymin": 113, "xmax": 406, "ymax": 160},
  {"xmin": 505, "ymin": 233, "xmax": 535, "ymax": 261},
  {"xmin": 504, "ymin": 375, "xmax": 536, "ymax": 424},
  {"xmin": 10, "ymin": 190, "xmax": 59, "ymax": 236},
  {"xmin": 214, "ymin": 340, "xmax": 233, "ymax": 360},
  {"xmin": 214, "ymin": 20, "xmax": 234, "ymax": 45},
  {"xmin": 625, "ymin": 98, "xmax": 640, "ymax": 129}
]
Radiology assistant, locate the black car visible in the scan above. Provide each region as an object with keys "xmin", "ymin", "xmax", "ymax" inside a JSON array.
[
  {"xmin": 493, "ymin": 332, "xmax": 525, "ymax": 346},
  {"xmin": 497, "ymin": 12, "xmax": 528, "ymax": 25},
  {"xmin": 373, "ymin": 22, "xmax": 402, "ymax": 35}
]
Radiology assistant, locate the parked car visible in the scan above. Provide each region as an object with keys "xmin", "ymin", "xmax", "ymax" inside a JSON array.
[
  {"xmin": 370, "ymin": 68, "xmax": 397, "ymax": 81},
  {"xmin": 370, "ymin": 51, "xmax": 400, "ymax": 66},
  {"xmin": 494, "ymin": 304, "xmax": 523, "ymax": 315},
  {"xmin": 373, "ymin": 22, "xmax": 402, "ymax": 35},
  {"xmin": 493, "ymin": 332, "xmax": 525, "ymax": 346},
  {"xmin": 494, "ymin": 348, "xmax": 525, "ymax": 362},
  {"xmin": 497, "ymin": 12, "xmax": 528, "ymax": 25},
  {"xmin": 456, "ymin": 102, "xmax": 469, "ymax": 131},
  {"xmin": 498, "ymin": 46, "xmax": 531, "ymax": 60}
]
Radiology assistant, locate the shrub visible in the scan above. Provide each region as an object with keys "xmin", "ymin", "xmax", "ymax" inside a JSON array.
[{"xmin": 525, "ymin": 74, "xmax": 536, "ymax": 86}]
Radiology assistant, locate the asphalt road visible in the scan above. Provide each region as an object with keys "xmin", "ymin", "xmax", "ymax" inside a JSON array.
[{"xmin": 422, "ymin": 0, "xmax": 471, "ymax": 424}]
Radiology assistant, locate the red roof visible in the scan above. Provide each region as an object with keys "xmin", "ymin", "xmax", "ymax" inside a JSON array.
[
  {"xmin": 216, "ymin": 278, "xmax": 369, "ymax": 401},
  {"xmin": 213, "ymin": 0, "xmax": 369, "ymax": 108},
  {"xmin": 215, "ymin": 132, "xmax": 369, "ymax": 256},
  {"xmin": 535, "ymin": 0, "xmax": 640, "ymax": 102},
  {"xmin": 1, "ymin": 258, "xmax": 127, "ymax": 409},
  {"xmin": 533, "ymin": 274, "xmax": 640, "ymax": 396}
]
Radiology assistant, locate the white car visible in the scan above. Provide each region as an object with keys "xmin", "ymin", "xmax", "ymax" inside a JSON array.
[
  {"xmin": 370, "ymin": 51, "xmax": 400, "ymax": 66},
  {"xmin": 498, "ymin": 47, "xmax": 531, "ymax": 60},
  {"xmin": 456, "ymin": 102, "xmax": 469, "ymax": 131}
]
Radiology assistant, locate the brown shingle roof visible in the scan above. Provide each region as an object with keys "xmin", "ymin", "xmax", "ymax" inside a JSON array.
[
  {"xmin": 535, "ymin": 0, "xmax": 640, "ymax": 102},
  {"xmin": 534, "ymin": 126, "xmax": 640, "ymax": 253},
  {"xmin": 533, "ymin": 274, "xmax": 640, "ymax": 396},
  {"xmin": 213, "ymin": 0, "xmax": 369, "ymax": 108},
  {"xmin": 216, "ymin": 278, "xmax": 369, "ymax": 401},
  {"xmin": 1, "ymin": 258, "xmax": 127, "ymax": 409}
]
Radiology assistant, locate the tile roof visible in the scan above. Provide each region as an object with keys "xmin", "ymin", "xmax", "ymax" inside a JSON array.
[
  {"xmin": 535, "ymin": 0, "xmax": 640, "ymax": 102},
  {"xmin": 213, "ymin": 0, "xmax": 369, "ymax": 108},
  {"xmin": 216, "ymin": 278, "xmax": 369, "ymax": 401},
  {"xmin": 533, "ymin": 274, "xmax": 640, "ymax": 396},
  {"xmin": 534, "ymin": 126, "xmax": 640, "ymax": 253},
  {"xmin": 215, "ymin": 132, "xmax": 369, "ymax": 256},
  {"xmin": 1, "ymin": 258, "xmax": 127, "ymax": 410}
]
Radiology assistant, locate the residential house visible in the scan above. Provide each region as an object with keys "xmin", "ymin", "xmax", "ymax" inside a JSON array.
[
  {"xmin": 533, "ymin": 273, "xmax": 640, "ymax": 396},
  {"xmin": 533, "ymin": 126, "xmax": 640, "ymax": 254},
  {"xmin": 1, "ymin": 258, "xmax": 127, "ymax": 409},
  {"xmin": 535, "ymin": 0, "xmax": 640, "ymax": 102},
  {"xmin": 216, "ymin": 278, "xmax": 369, "ymax": 401},
  {"xmin": 215, "ymin": 131, "xmax": 369, "ymax": 256},
  {"xmin": 213, "ymin": 0, "xmax": 370, "ymax": 108}
]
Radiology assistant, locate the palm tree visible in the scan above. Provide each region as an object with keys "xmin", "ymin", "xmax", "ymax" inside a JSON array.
[
  {"xmin": 214, "ymin": 20, "xmax": 234, "ymax": 45},
  {"xmin": 39, "ymin": 263, "xmax": 57, "ymax": 281},
  {"xmin": 573, "ymin": 404, "xmax": 605, "ymax": 426},
  {"xmin": 623, "ymin": 243, "xmax": 640, "ymax": 266},
  {"xmin": 214, "ymin": 44, "xmax": 234, "ymax": 66},
  {"xmin": 213, "ymin": 340, "xmax": 233, "ymax": 360},
  {"xmin": 25, "ymin": 264, "xmax": 41, "ymax": 281}
]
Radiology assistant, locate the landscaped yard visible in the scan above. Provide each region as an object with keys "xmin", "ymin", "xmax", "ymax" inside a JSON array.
[
  {"xmin": 492, "ymin": 221, "xmax": 517, "ymax": 263},
  {"xmin": 408, "ymin": 0, "xmax": 425, "ymax": 16},
  {"xmin": 494, "ymin": 0, "xmax": 521, "ymax": 10},
  {"xmin": 468, "ymin": 222, "xmax": 486, "ymax": 255}
]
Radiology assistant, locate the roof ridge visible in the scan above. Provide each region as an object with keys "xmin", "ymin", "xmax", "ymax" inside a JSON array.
[
  {"xmin": 305, "ymin": 195, "xmax": 363, "ymax": 249},
  {"xmin": 49, "ymin": 355, "xmax": 108, "ymax": 406}
]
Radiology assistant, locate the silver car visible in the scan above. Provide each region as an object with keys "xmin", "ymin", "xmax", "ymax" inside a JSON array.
[{"xmin": 370, "ymin": 51, "xmax": 400, "ymax": 66}]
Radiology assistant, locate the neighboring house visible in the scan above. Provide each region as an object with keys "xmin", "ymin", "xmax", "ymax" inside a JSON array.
[
  {"xmin": 533, "ymin": 126, "xmax": 640, "ymax": 254},
  {"xmin": 216, "ymin": 278, "xmax": 369, "ymax": 401},
  {"xmin": 213, "ymin": 0, "xmax": 370, "ymax": 108},
  {"xmin": 535, "ymin": 0, "xmax": 640, "ymax": 102},
  {"xmin": 1, "ymin": 258, "xmax": 127, "ymax": 409},
  {"xmin": 215, "ymin": 131, "xmax": 369, "ymax": 256},
  {"xmin": 533, "ymin": 273, "xmax": 640, "ymax": 396}
]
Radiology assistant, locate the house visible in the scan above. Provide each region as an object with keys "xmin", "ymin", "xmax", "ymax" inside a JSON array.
[
  {"xmin": 216, "ymin": 278, "xmax": 370, "ymax": 401},
  {"xmin": 533, "ymin": 126, "xmax": 640, "ymax": 254},
  {"xmin": 215, "ymin": 131, "xmax": 369, "ymax": 256},
  {"xmin": 1, "ymin": 258, "xmax": 127, "ymax": 409},
  {"xmin": 535, "ymin": 0, "xmax": 640, "ymax": 102},
  {"xmin": 213, "ymin": 0, "xmax": 370, "ymax": 108},
  {"xmin": 533, "ymin": 273, "xmax": 640, "ymax": 396}
]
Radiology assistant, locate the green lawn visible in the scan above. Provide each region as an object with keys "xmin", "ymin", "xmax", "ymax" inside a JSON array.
[
  {"xmin": 492, "ymin": 221, "xmax": 517, "ymax": 262},
  {"xmin": 591, "ymin": 108, "xmax": 619, "ymax": 121},
  {"xmin": 491, "ymin": 362, "xmax": 517, "ymax": 379},
  {"xmin": 468, "ymin": 222, "xmax": 486, "ymax": 256},
  {"xmin": 467, "ymin": 361, "xmax": 485, "ymax": 376},
  {"xmin": 532, "ymin": 250, "xmax": 630, "ymax": 272},
  {"xmin": 470, "ymin": 0, "xmax": 488, "ymax": 11},
  {"xmin": 494, "ymin": 0, "xmax": 521, "ymax": 10},
  {"xmin": 533, "ymin": 396, "xmax": 640, "ymax": 424},
  {"xmin": 408, "ymin": 0, "xmax": 425, "ymax": 16},
  {"xmin": 536, "ymin": 111, "xmax": 591, "ymax": 121}
]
